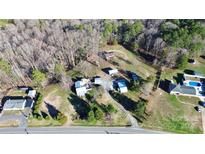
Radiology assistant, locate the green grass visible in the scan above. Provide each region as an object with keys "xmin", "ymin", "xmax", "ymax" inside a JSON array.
[
  {"xmin": 166, "ymin": 94, "xmax": 181, "ymax": 108},
  {"xmin": 101, "ymin": 45, "xmax": 157, "ymax": 79},
  {"xmin": 177, "ymin": 96, "xmax": 200, "ymax": 105},
  {"xmin": 161, "ymin": 57, "xmax": 205, "ymax": 81},
  {"xmin": 0, "ymin": 19, "xmax": 11, "ymax": 27},
  {"xmin": 160, "ymin": 116, "xmax": 202, "ymax": 134}
]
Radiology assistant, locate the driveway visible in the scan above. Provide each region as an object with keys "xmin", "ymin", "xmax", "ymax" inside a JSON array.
[
  {"xmin": 0, "ymin": 111, "xmax": 28, "ymax": 128},
  {"xmin": 100, "ymin": 78, "xmax": 139, "ymax": 128}
]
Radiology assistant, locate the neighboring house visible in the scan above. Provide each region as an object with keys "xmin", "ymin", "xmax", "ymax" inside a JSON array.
[
  {"xmin": 184, "ymin": 71, "xmax": 205, "ymax": 79},
  {"xmin": 75, "ymin": 78, "xmax": 91, "ymax": 97},
  {"xmin": 117, "ymin": 80, "xmax": 128, "ymax": 93},
  {"xmin": 169, "ymin": 72, "xmax": 205, "ymax": 98},
  {"xmin": 108, "ymin": 69, "xmax": 118, "ymax": 76},
  {"xmin": 28, "ymin": 90, "xmax": 36, "ymax": 99},
  {"xmin": 169, "ymin": 84, "xmax": 197, "ymax": 96},
  {"xmin": 94, "ymin": 77, "xmax": 102, "ymax": 85},
  {"xmin": 3, "ymin": 98, "xmax": 35, "ymax": 111},
  {"xmin": 3, "ymin": 99, "xmax": 27, "ymax": 111}
]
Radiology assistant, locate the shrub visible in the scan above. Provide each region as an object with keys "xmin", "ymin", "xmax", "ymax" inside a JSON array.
[
  {"xmin": 0, "ymin": 59, "xmax": 11, "ymax": 74},
  {"xmin": 88, "ymin": 110, "xmax": 95, "ymax": 122},
  {"xmin": 107, "ymin": 104, "xmax": 117, "ymax": 113},
  {"xmin": 37, "ymin": 116, "xmax": 43, "ymax": 120},
  {"xmin": 56, "ymin": 112, "xmax": 67, "ymax": 125},
  {"xmin": 32, "ymin": 69, "xmax": 46, "ymax": 85},
  {"xmin": 95, "ymin": 108, "xmax": 104, "ymax": 120},
  {"xmin": 130, "ymin": 80, "xmax": 141, "ymax": 92},
  {"xmin": 45, "ymin": 116, "xmax": 50, "ymax": 121}
]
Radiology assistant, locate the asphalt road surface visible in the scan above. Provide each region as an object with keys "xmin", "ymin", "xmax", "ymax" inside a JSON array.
[{"xmin": 0, "ymin": 126, "xmax": 167, "ymax": 134}]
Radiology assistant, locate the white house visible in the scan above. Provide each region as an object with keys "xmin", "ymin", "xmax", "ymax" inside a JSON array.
[
  {"xmin": 75, "ymin": 80, "xmax": 89, "ymax": 97},
  {"xmin": 28, "ymin": 90, "xmax": 37, "ymax": 99},
  {"xmin": 108, "ymin": 69, "xmax": 118, "ymax": 76}
]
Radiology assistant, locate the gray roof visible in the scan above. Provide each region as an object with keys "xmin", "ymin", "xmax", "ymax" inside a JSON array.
[
  {"xmin": 3, "ymin": 99, "xmax": 26, "ymax": 110},
  {"xmin": 171, "ymin": 85, "xmax": 196, "ymax": 95}
]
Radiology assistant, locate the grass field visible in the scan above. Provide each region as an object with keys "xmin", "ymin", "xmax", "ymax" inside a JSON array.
[
  {"xmin": 161, "ymin": 56, "xmax": 205, "ymax": 82},
  {"xmin": 140, "ymin": 89, "xmax": 203, "ymax": 133}
]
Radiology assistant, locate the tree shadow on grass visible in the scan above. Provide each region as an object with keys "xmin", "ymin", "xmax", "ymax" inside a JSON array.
[
  {"xmin": 109, "ymin": 91, "xmax": 136, "ymax": 111},
  {"xmin": 41, "ymin": 111, "xmax": 48, "ymax": 119},
  {"xmin": 44, "ymin": 102, "xmax": 60, "ymax": 119},
  {"xmin": 68, "ymin": 94, "xmax": 90, "ymax": 119},
  {"xmin": 109, "ymin": 91, "xmax": 147, "ymax": 123},
  {"xmin": 173, "ymin": 73, "xmax": 184, "ymax": 84}
]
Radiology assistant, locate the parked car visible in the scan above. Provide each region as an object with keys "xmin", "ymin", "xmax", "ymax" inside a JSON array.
[
  {"xmin": 188, "ymin": 59, "xmax": 196, "ymax": 64},
  {"xmin": 194, "ymin": 106, "xmax": 202, "ymax": 112},
  {"xmin": 199, "ymin": 101, "xmax": 205, "ymax": 108}
]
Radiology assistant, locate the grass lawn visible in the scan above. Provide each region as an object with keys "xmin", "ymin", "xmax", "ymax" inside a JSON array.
[
  {"xmin": 7, "ymin": 88, "xmax": 27, "ymax": 97},
  {"xmin": 161, "ymin": 56, "xmax": 205, "ymax": 82},
  {"xmin": 28, "ymin": 84, "xmax": 75, "ymax": 127},
  {"xmin": 101, "ymin": 45, "xmax": 157, "ymax": 79},
  {"xmin": 140, "ymin": 89, "xmax": 203, "ymax": 134}
]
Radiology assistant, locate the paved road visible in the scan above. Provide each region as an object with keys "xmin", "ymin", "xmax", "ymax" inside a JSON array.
[{"xmin": 0, "ymin": 126, "xmax": 167, "ymax": 134}]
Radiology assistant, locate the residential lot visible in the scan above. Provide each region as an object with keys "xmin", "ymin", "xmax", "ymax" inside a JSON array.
[{"xmin": 0, "ymin": 44, "xmax": 204, "ymax": 134}]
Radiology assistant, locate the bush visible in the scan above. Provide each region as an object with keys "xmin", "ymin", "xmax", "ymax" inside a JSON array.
[
  {"xmin": 107, "ymin": 104, "xmax": 117, "ymax": 113},
  {"xmin": 32, "ymin": 69, "xmax": 46, "ymax": 85},
  {"xmin": 130, "ymin": 80, "xmax": 141, "ymax": 92},
  {"xmin": 95, "ymin": 108, "xmax": 104, "ymax": 120},
  {"xmin": 56, "ymin": 112, "xmax": 67, "ymax": 125},
  {"xmin": 33, "ymin": 93, "xmax": 43, "ymax": 114},
  {"xmin": 0, "ymin": 59, "xmax": 11, "ymax": 74},
  {"xmin": 37, "ymin": 116, "xmax": 43, "ymax": 120},
  {"xmin": 45, "ymin": 115, "xmax": 50, "ymax": 121},
  {"xmin": 88, "ymin": 110, "xmax": 95, "ymax": 122}
]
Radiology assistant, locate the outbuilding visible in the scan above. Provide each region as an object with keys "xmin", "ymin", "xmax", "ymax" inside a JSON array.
[
  {"xmin": 28, "ymin": 90, "xmax": 37, "ymax": 99},
  {"xmin": 75, "ymin": 81, "xmax": 87, "ymax": 97},
  {"xmin": 117, "ymin": 81, "xmax": 128, "ymax": 93},
  {"xmin": 108, "ymin": 69, "xmax": 118, "ymax": 76},
  {"xmin": 94, "ymin": 77, "xmax": 102, "ymax": 85},
  {"xmin": 3, "ymin": 99, "xmax": 27, "ymax": 111}
]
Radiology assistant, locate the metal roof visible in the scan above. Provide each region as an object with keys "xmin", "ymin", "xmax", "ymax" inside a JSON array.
[
  {"xmin": 117, "ymin": 81, "xmax": 127, "ymax": 88},
  {"xmin": 171, "ymin": 85, "xmax": 196, "ymax": 95},
  {"xmin": 3, "ymin": 99, "xmax": 26, "ymax": 110}
]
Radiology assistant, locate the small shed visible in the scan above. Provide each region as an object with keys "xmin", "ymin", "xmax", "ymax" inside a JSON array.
[
  {"xmin": 117, "ymin": 81, "xmax": 128, "ymax": 93},
  {"xmin": 108, "ymin": 69, "xmax": 118, "ymax": 76},
  {"xmin": 75, "ymin": 81, "xmax": 87, "ymax": 97},
  {"xmin": 28, "ymin": 90, "xmax": 37, "ymax": 99},
  {"xmin": 94, "ymin": 77, "xmax": 102, "ymax": 85}
]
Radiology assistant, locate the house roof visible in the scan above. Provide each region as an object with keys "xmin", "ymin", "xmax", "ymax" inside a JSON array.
[
  {"xmin": 171, "ymin": 85, "xmax": 196, "ymax": 95},
  {"xmin": 28, "ymin": 90, "xmax": 36, "ymax": 98},
  {"xmin": 75, "ymin": 81, "xmax": 85, "ymax": 88},
  {"xmin": 94, "ymin": 77, "xmax": 102, "ymax": 84},
  {"xmin": 117, "ymin": 81, "xmax": 127, "ymax": 88},
  {"xmin": 108, "ymin": 69, "xmax": 118, "ymax": 74},
  {"xmin": 3, "ymin": 99, "xmax": 26, "ymax": 110}
]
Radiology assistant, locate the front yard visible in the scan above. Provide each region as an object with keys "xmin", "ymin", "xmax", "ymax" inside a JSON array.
[{"xmin": 140, "ymin": 89, "xmax": 203, "ymax": 133}]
